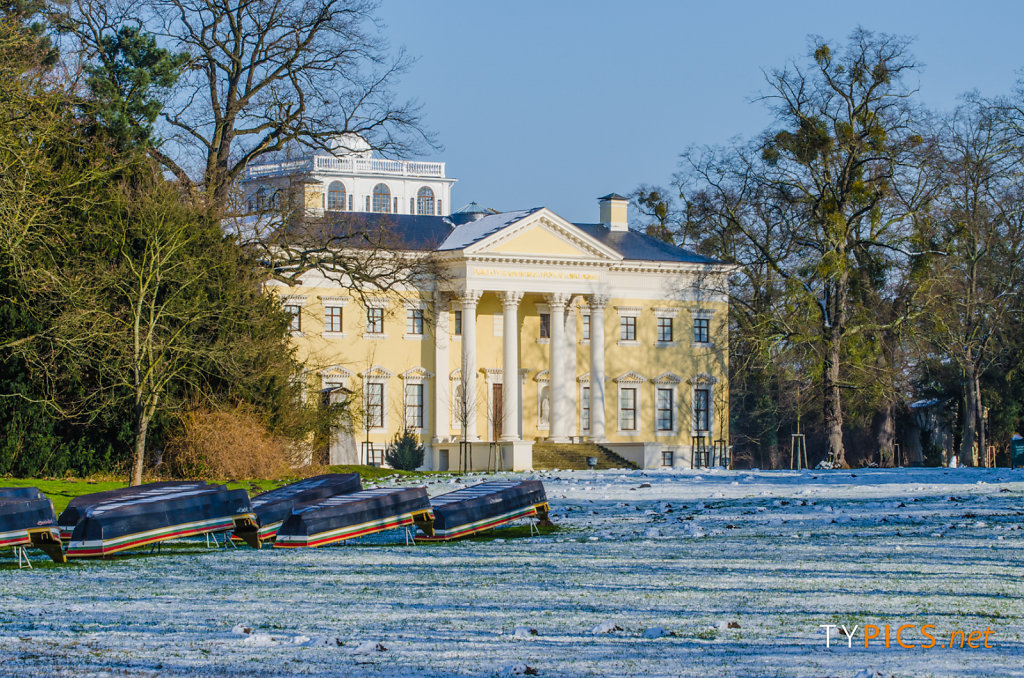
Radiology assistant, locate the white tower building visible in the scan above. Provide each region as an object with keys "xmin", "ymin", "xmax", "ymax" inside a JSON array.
[{"xmin": 242, "ymin": 134, "xmax": 457, "ymax": 216}]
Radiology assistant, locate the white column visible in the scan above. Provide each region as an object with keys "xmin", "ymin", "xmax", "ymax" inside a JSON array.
[
  {"xmin": 499, "ymin": 291, "xmax": 522, "ymax": 441},
  {"xmin": 547, "ymin": 293, "xmax": 570, "ymax": 442},
  {"xmin": 589, "ymin": 295, "xmax": 609, "ymax": 441},
  {"xmin": 432, "ymin": 293, "xmax": 449, "ymax": 444},
  {"xmin": 459, "ymin": 291, "xmax": 481, "ymax": 441},
  {"xmin": 563, "ymin": 301, "xmax": 578, "ymax": 439}
]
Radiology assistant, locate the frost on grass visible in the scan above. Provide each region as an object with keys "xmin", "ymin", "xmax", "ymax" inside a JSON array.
[{"xmin": 2, "ymin": 468, "xmax": 1024, "ymax": 677}]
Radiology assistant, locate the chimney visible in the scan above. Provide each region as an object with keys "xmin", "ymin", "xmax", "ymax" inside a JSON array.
[{"xmin": 598, "ymin": 193, "xmax": 629, "ymax": 232}]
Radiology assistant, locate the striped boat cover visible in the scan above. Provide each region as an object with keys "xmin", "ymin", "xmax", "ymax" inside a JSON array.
[
  {"xmin": 57, "ymin": 481, "xmax": 209, "ymax": 539},
  {"xmin": 0, "ymin": 495, "xmax": 60, "ymax": 549},
  {"xmin": 65, "ymin": 486, "xmax": 254, "ymax": 558},
  {"xmin": 274, "ymin": 487, "xmax": 432, "ymax": 547},
  {"xmin": 424, "ymin": 480, "xmax": 548, "ymax": 539},
  {"xmin": 248, "ymin": 473, "xmax": 362, "ymax": 539}
]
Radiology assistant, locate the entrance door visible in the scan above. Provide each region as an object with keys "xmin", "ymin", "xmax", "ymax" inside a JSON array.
[{"xmin": 492, "ymin": 383, "xmax": 503, "ymax": 441}]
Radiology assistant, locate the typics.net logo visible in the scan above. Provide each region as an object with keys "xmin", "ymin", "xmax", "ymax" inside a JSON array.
[{"xmin": 821, "ymin": 624, "xmax": 995, "ymax": 649}]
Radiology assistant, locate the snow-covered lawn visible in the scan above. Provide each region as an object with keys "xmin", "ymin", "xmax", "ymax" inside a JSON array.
[{"xmin": 3, "ymin": 468, "xmax": 1024, "ymax": 677}]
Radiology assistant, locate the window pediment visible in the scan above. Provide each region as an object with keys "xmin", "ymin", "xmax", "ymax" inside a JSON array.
[
  {"xmin": 613, "ymin": 371, "xmax": 647, "ymax": 384},
  {"xmin": 400, "ymin": 367, "xmax": 434, "ymax": 381},
  {"xmin": 360, "ymin": 365, "xmax": 394, "ymax": 380}
]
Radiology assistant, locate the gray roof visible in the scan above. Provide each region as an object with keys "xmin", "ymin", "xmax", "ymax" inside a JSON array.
[
  {"xmin": 308, "ymin": 208, "xmax": 720, "ymax": 264},
  {"xmin": 438, "ymin": 208, "xmax": 540, "ymax": 251},
  {"xmin": 317, "ymin": 212, "xmax": 454, "ymax": 251},
  {"xmin": 574, "ymin": 224, "xmax": 721, "ymax": 264}
]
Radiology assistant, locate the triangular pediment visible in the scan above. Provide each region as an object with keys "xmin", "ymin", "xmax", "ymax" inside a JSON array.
[
  {"xmin": 614, "ymin": 370, "xmax": 648, "ymax": 384},
  {"xmin": 465, "ymin": 209, "xmax": 622, "ymax": 261}
]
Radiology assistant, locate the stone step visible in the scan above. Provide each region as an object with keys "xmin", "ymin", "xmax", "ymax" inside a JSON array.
[{"xmin": 531, "ymin": 443, "xmax": 638, "ymax": 470}]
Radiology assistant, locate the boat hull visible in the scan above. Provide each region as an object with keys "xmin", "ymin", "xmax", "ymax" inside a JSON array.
[
  {"xmin": 0, "ymin": 494, "xmax": 66, "ymax": 563},
  {"xmin": 234, "ymin": 473, "xmax": 362, "ymax": 546},
  {"xmin": 416, "ymin": 480, "xmax": 550, "ymax": 541},
  {"xmin": 0, "ymin": 487, "xmax": 44, "ymax": 501},
  {"xmin": 274, "ymin": 487, "xmax": 433, "ymax": 548},
  {"xmin": 57, "ymin": 482, "xmax": 209, "ymax": 541},
  {"xmin": 65, "ymin": 487, "xmax": 255, "ymax": 558}
]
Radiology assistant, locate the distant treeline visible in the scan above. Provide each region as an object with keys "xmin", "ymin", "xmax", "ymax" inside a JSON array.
[{"xmin": 635, "ymin": 29, "xmax": 1024, "ymax": 468}]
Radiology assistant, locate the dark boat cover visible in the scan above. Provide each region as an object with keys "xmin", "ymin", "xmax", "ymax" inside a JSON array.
[
  {"xmin": 57, "ymin": 481, "xmax": 209, "ymax": 540},
  {"xmin": 241, "ymin": 473, "xmax": 362, "ymax": 544},
  {"xmin": 274, "ymin": 487, "xmax": 433, "ymax": 548},
  {"xmin": 0, "ymin": 486, "xmax": 44, "ymax": 501},
  {"xmin": 418, "ymin": 480, "xmax": 549, "ymax": 540},
  {"xmin": 65, "ymin": 485, "xmax": 256, "ymax": 558},
  {"xmin": 0, "ymin": 494, "xmax": 65, "ymax": 562}
]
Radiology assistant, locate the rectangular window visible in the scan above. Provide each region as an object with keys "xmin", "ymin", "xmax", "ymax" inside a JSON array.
[
  {"xmin": 657, "ymin": 317, "xmax": 673, "ymax": 343},
  {"xmin": 367, "ymin": 307, "xmax": 384, "ymax": 334},
  {"xmin": 619, "ymin": 387, "xmax": 637, "ymax": 431},
  {"xmin": 656, "ymin": 388, "xmax": 674, "ymax": 431},
  {"xmin": 324, "ymin": 306, "xmax": 343, "ymax": 333},
  {"xmin": 694, "ymin": 388, "xmax": 710, "ymax": 432},
  {"xmin": 406, "ymin": 308, "xmax": 424, "ymax": 335},
  {"xmin": 694, "ymin": 317, "xmax": 710, "ymax": 344},
  {"xmin": 539, "ymin": 313, "xmax": 550, "ymax": 339},
  {"xmin": 620, "ymin": 316, "xmax": 636, "ymax": 341},
  {"xmin": 582, "ymin": 314, "xmax": 591, "ymax": 341},
  {"xmin": 393, "ymin": 196, "xmax": 399, "ymax": 213},
  {"xmin": 410, "ymin": 197, "xmax": 415, "ymax": 213},
  {"xmin": 284, "ymin": 304, "xmax": 301, "ymax": 332},
  {"xmin": 366, "ymin": 382, "xmax": 384, "ymax": 429},
  {"xmin": 438, "ymin": 200, "xmax": 442, "ymax": 216},
  {"xmin": 662, "ymin": 450, "xmax": 674, "ymax": 467},
  {"xmin": 405, "ymin": 383, "xmax": 424, "ymax": 429},
  {"xmin": 348, "ymin": 194, "xmax": 353, "ymax": 211},
  {"xmin": 365, "ymin": 195, "xmax": 370, "ymax": 211},
  {"xmin": 453, "ymin": 310, "xmax": 462, "ymax": 336},
  {"xmin": 581, "ymin": 386, "xmax": 591, "ymax": 431}
]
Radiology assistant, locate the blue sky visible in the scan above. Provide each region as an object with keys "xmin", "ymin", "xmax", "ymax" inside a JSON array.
[{"xmin": 377, "ymin": 1, "xmax": 1023, "ymax": 223}]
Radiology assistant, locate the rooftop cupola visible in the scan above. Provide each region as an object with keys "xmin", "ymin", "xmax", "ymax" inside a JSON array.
[{"xmin": 598, "ymin": 193, "xmax": 629, "ymax": 232}]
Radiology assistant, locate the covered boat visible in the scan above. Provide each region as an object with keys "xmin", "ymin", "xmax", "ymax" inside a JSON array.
[
  {"xmin": 416, "ymin": 480, "xmax": 550, "ymax": 541},
  {"xmin": 274, "ymin": 487, "xmax": 433, "ymax": 548},
  {"xmin": 236, "ymin": 473, "xmax": 362, "ymax": 546},
  {"xmin": 0, "ymin": 491, "xmax": 65, "ymax": 563},
  {"xmin": 0, "ymin": 486, "xmax": 45, "ymax": 501},
  {"xmin": 65, "ymin": 485, "xmax": 257, "ymax": 558},
  {"xmin": 57, "ymin": 481, "xmax": 209, "ymax": 540}
]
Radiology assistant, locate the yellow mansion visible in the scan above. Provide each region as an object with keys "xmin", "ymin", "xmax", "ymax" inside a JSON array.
[{"xmin": 245, "ymin": 142, "xmax": 730, "ymax": 471}]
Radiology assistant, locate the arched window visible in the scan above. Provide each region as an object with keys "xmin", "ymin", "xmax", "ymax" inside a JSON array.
[
  {"xmin": 372, "ymin": 183, "xmax": 391, "ymax": 213},
  {"xmin": 327, "ymin": 181, "xmax": 346, "ymax": 211},
  {"xmin": 416, "ymin": 186, "xmax": 435, "ymax": 215}
]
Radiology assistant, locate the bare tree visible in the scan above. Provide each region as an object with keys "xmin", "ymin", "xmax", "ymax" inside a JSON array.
[
  {"xmin": 57, "ymin": 0, "xmax": 429, "ymax": 210},
  {"xmin": 672, "ymin": 30, "xmax": 934, "ymax": 468},
  {"xmin": 916, "ymin": 100, "xmax": 1024, "ymax": 466}
]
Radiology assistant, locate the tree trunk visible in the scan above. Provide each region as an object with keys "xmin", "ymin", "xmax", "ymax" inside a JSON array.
[
  {"xmin": 131, "ymin": 408, "xmax": 149, "ymax": 486},
  {"xmin": 975, "ymin": 374, "xmax": 987, "ymax": 467},
  {"xmin": 131, "ymin": 395, "xmax": 158, "ymax": 486},
  {"xmin": 959, "ymin": 370, "xmax": 977, "ymax": 467},
  {"xmin": 872, "ymin": 402, "xmax": 896, "ymax": 467},
  {"xmin": 822, "ymin": 323, "xmax": 847, "ymax": 468}
]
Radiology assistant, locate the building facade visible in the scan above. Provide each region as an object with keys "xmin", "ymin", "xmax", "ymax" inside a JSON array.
[{"xmin": 246, "ymin": 144, "xmax": 730, "ymax": 470}]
